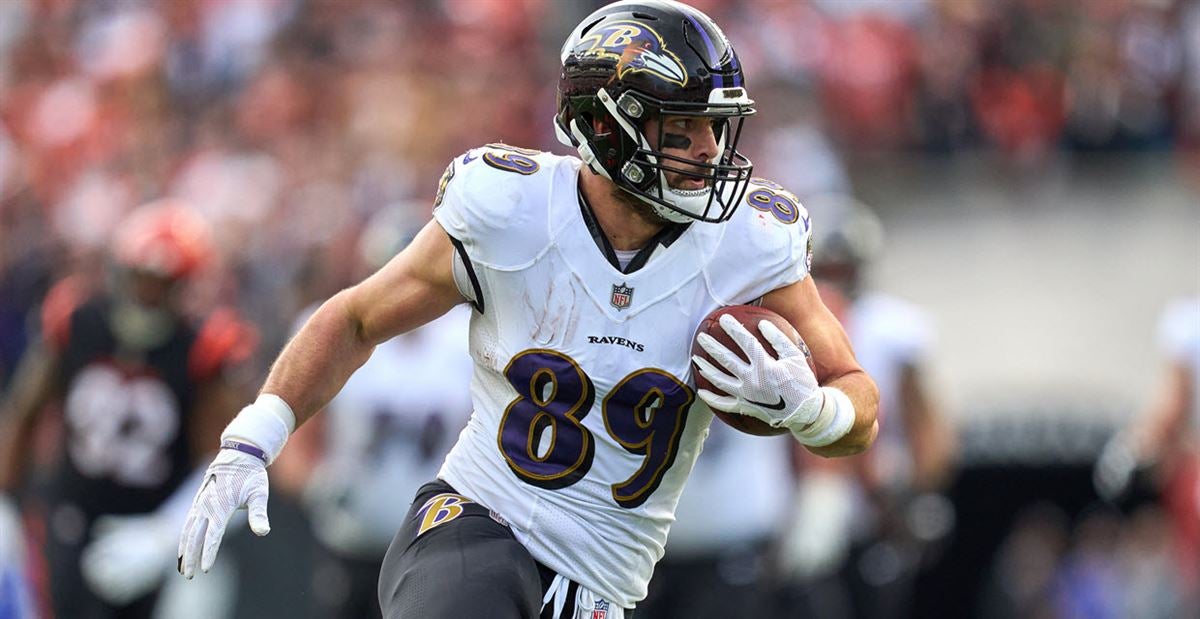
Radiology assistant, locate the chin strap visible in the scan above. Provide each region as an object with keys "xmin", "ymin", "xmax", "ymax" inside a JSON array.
[{"xmin": 557, "ymin": 115, "xmax": 609, "ymax": 180}]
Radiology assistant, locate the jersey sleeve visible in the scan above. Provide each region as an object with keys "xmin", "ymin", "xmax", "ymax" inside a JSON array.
[
  {"xmin": 867, "ymin": 294, "xmax": 935, "ymax": 364},
  {"xmin": 704, "ymin": 179, "xmax": 812, "ymax": 305},
  {"xmin": 431, "ymin": 145, "xmax": 559, "ymax": 271}
]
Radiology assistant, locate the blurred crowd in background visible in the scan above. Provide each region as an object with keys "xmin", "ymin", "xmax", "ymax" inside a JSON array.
[
  {"xmin": 0, "ymin": 0, "xmax": 1196, "ymax": 360},
  {"xmin": 0, "ymin": 0, "xmax": 1197, "ymax": 618}
]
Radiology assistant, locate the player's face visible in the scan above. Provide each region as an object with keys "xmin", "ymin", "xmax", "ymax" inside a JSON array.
[
  {"xmin": 644, "ymin": 115, "xmax": 720, "ymax": 190},
  {"xmin": 127, "ymin": 270, "xmax": 176, "ymax": 308}
]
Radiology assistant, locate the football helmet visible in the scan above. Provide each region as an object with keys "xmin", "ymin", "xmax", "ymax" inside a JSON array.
[
  {"xmin": 113, "ymin": 199, "xmax": 215, "ymax": 282},
  {"xmin": 555, "ymin": 0, "xmax": 755, "ymax": 223},
  {"xmin": 807, "ymin": 193, "xmax": 883, "ymax": 296},
  {"xmin": 109, "ymin": 200, "xmax": 215, "ymax": 348}
]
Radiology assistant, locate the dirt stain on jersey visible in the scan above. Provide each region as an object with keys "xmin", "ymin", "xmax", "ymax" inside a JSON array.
[{"xmin": 523, "ymin": 275, "xmax": 578, "ymax": 346}]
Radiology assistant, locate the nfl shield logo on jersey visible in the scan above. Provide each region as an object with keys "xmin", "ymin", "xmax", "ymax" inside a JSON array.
[
  {"xmin": 592, "ymin": 599, "xmax": 609, "ymax": 619},
  {"xmin": 611, "ymin": 283, "xmax": 634, "ymax": 310}
]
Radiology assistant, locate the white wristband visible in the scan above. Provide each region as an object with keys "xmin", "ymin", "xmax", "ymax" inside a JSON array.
[
  {"xmin": 791, "ymin": 387, "xmax": 856, "ymax": 447},
  {"xmin": 219, "ymin": 394, "xmax": 296, "ymax": 465}
]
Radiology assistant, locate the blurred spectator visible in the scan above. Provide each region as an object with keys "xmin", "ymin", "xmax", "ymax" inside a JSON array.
[
  {"xmin": 980, "ymin": 502, "xmax": 1191, "ymax": 619},
  {"xmin": 977, "ymin": 503, "xmax": 1071, "ymax": 619},
  {"xmin": 751, "ymin": 79, "xmax": 851, "ymax": 199},
  {"xmin": 817, "ymin": 13, "xmax": 920, "ymax": 150}
]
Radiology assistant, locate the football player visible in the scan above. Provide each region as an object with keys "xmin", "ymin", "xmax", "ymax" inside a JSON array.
[
  {"xmin": 639, "ymin": 420, "xmax": 793, "ymax": 618},
  {"xmin": 1095, "ymin": 296, "xmax": 1200, "ymax": 593},
  {"xmin": 778, "ymin": 195, "xmax": 954, "ymax": 619},
  {"xmin": 286, "ymin": 206, "xmax": 475, "ymax": 619},
  {"xmin": 807, "ymin": 196, "xmax": 954, "ymax": 491},
  {"xmin": 177, "ymin": 1, "xmax": 880, "ymax": 617},
  {"xmin": 0, "ymin": 200, "xmax": 255, "ymax": 619}
]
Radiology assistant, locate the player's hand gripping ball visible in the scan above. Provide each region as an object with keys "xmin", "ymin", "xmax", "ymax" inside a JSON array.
[{"xmin": 691, "ymin": 305, "xmax": 815, "ymax": 436}]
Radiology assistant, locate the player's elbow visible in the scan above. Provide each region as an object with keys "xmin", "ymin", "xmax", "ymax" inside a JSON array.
[{"xmin": 322, "ymin": 287, "xmax": 372, "ymax": 347}]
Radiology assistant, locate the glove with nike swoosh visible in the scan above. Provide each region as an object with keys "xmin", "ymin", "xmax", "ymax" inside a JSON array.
[
  {"xmin": 178, "ymin": 394, "xmax": 294, "ymax": 579},
  {"xmin": 177, "ymin": 448, "xmax": 270, "ymax": 579},
  {"xmin": 693, "ymin": 314, "xmax": 854, "ymax": 447}
]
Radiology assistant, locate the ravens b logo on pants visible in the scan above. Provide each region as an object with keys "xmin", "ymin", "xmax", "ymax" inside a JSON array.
[{"xmin": 416, "ymin": 493, "xmax": 473, "ymax": 536}]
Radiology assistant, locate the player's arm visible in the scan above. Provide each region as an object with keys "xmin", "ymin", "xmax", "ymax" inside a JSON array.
[
  {"xmin": 898, "ymin": 362, "xmax": 954, "ymax": 490},
  {"xmin": 0, "ymin": 343, "xmax": 62, "ymax": 491},
  {"xmin": 261, "ymin": 218, "xmax": 464, "ymax": 426},
  {"xmin": 760, "ymin": 277, "xmax": 879, "ymax": 457},
  {"xmin": 693, "ymin": 276, "xmax": 878, "ymax": 457},
  {"xmin": 1095, "ymin": 358, "xmax": 1193, "ymax": 501},
  {"xmin": 1131, "ymin": 361, "xmax": 1192, "ymax": 461},
  {"xmin": 178, "ymin": 218, "xmax": 466, "ymax": 578}
]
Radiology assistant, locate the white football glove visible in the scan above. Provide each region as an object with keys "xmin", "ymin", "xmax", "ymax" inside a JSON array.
[
  {"xmin": 1093, "ymin": 433, "xmax": 1140, "ymax": 502},
  {"xmin": 693, "ymin": 314, "xmax": 821, "ymax": 426},
  {"xmin": 778, "ymin": 469, "xmax": 856, "ymax": 580},
  {"xmin": 177, "ymin": 448, "xmax": 271, "ymax": 578},
  {"xmin": 83, "ymin": 513, "xmax": 176, "ymax": 604},
  {"xmin": 693, "ymin": 314, "xmax": 854, "ymax": 446}
]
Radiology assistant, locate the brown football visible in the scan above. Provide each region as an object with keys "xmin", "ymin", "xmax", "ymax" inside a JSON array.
[{"xmin": 692, "ymin": 305, "xmax": 813, "ymax": 436}]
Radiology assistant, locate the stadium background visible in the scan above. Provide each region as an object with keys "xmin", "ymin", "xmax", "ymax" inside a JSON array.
[{"xmin": 0, "ymin": 0, "xmax": 1196, "ymax": 617}]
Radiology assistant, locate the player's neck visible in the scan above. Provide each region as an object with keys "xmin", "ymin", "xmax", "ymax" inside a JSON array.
[{"xmin": 579, "ymin": 169, "xmax": 667, "ymax": 251}]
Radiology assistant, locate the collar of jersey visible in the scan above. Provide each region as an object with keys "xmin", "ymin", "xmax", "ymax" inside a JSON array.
[
  {"xmin": 575, "ymin": 185, "xmax": 690, "ymax": 275},
  {"xmin": 551, "ymin": 169, "xmax": 726, "ymax": 321}
]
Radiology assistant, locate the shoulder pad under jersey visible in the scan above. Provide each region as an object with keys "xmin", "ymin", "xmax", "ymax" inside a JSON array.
[
  {"xmin": 433, "ymin": 144, "xmax": 577, "ymax": 270},
  {"xmin": 854, "ymin": 293, "xmax": 935, "ymax": 362},
  {"xmin": 704, "ymin": 177, "xmax": 812, "ymax": 304}
]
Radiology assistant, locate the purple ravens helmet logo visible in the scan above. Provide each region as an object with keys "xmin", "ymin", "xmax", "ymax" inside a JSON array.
[{"xmin": 578, "ymin": 21, "xmax": 688, "ymax": 87}]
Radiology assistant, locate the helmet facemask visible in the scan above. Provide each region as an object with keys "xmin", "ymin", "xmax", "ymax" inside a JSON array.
[
  {"xmin": 614, "ymin": 89, "xmax": 753, "ymax": 223},
  {"xmin": 558, "ymin": 87, "xmax": 754, "ymax": 224}
]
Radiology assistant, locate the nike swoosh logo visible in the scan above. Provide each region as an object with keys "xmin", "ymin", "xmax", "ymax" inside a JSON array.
[{"xmin": 747, "ymin": 397, "xmax": 787, "ymax": 411}]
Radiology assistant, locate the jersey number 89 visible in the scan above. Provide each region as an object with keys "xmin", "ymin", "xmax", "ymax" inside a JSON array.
[{"xmin": 498, "ymin": 349, "xmax": 692, "ymax": 509}]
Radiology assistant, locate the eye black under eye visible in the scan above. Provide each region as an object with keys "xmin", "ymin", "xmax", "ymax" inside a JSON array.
[{"xmin": 662, "ymin": 133, "xmax": 691, "ymax": 149}]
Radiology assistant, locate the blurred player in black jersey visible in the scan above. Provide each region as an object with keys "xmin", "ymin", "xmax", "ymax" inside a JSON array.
[{"xmin": 0, "ymin": 199, "xmax": 256, "ymax": 619}]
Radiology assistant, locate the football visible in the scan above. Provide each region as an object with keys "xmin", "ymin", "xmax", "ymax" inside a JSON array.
[{"xmin": 692, "ymin": 305, "xmax": 813, "ymax": 436}]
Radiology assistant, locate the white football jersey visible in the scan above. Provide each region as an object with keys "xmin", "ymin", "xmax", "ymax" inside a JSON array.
[
  {"xmin": 665, "ymin": 424, "xmax": 793, "ymax": 556},
  {"xmin": 306, "ymin": 305, "xmax": 473, "ymax": 556},
  {"xmin": 1158, "ymin": 296, "xmax": 1200, "ymax": 428},
  {"xmin": 433, "ymin": 145, "xmax": 811, "ymax": 607},
  {"xmin": 846, "ymin": 292, "xmax": 934, "ymax": 489}
]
